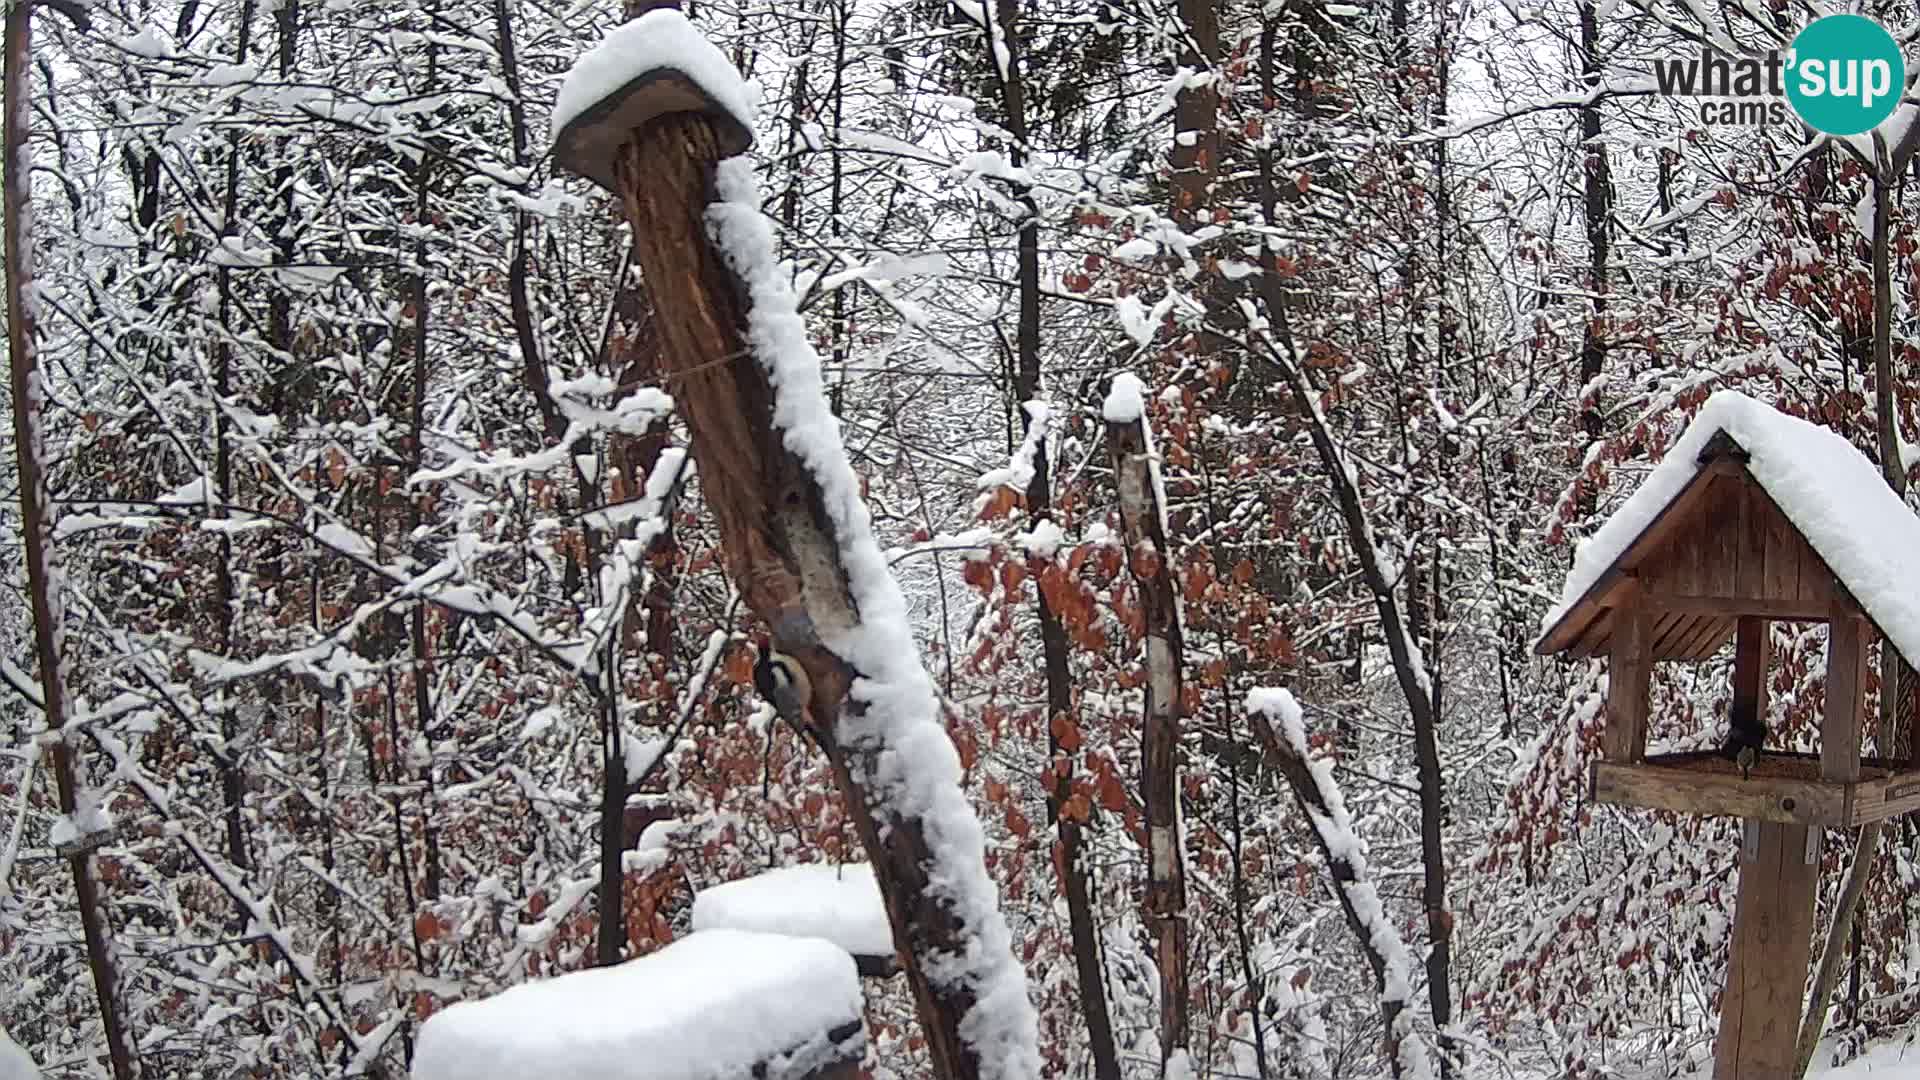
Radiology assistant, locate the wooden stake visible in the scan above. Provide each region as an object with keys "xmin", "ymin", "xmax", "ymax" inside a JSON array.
[
  {"xmin": 1715, "ymin": 822, "xmax": 1818, "ymax": 1079},
  {"xmin": 1603, "ymin": 601, "xmax": 1650, "ymax": 763}
]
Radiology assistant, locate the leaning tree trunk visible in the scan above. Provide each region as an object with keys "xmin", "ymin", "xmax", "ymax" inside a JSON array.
[
  {"xmin": 597, "ymin": 107, "xmax": 1033, "ymax": 1079},
  {"xmin": 4, "ymin": 8, "xmax": 138, "ymax": 1078}
]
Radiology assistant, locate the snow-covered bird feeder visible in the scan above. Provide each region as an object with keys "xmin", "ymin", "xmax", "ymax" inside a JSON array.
[
  {"xmin": 691, "ymin": 863, "xmax": 898, "ymax": 977},
  {"xmin": 549, "ymin": 8, "xmax": 754, "ymax": 194},
  {"xmin": 1534, "ymin": 390, "xmax": 1920, "ymax": 1078},
  {"xmin": 412, "ymin": 930, "xmax": 866, "ymax": 1080}
]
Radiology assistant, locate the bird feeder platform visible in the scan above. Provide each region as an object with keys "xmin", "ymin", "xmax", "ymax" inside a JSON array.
[{"xmin": 1593, "ymin": 750, "xmax": 1920, "ymax": 827}]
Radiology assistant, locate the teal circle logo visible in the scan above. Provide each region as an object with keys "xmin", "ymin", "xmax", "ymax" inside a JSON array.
[{"xmin": 1786, "ymin": 14, "xmax": 1905, "ymax": 136}]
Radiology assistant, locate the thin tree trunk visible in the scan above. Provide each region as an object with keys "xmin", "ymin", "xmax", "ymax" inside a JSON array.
[
  {"xmin": 494, "ymin": 0, "xmax": 563, "ymax": 443},
  {"xmin": 405, "ymin": 0, "xmax": 445, "ymax": 914},
  {"xmin": 1576, "ymin": 0, "xmax": 1611, "ymax": 492},
  {"xmin": 1104, "ymin": 401, "xmax": 1191, "ymax": 1070},
  {"xmin": 990, "ymin": 0, "xmax": 1120, "ymax": 1072},
  {"xmin": 1794, "ymin": 173, "xmax": 1907, "ymax": 1079},
  {"xmin": 213, "ymin": 0, "xmax": 258, "ymax": 895},
  {"xmin": 4, "ymin": 9, "xmax": 138, "ymax": 1076}
]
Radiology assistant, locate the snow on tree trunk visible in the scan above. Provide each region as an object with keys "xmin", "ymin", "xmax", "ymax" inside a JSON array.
[
  {"xmin": 3, "ymin": 9, "xmax": 137, "ymax": 1079},
  {"xmin": 552, "ymin": 19, "xmax": 1040, "ymax": 1075},
  {"xmin": 1102, "ymin": 372, "xmax": 1190, "ymax": 1066},
  {"xmin": 1246, "ymin": 689, "xmax": 1434, "ymax": 1080}
]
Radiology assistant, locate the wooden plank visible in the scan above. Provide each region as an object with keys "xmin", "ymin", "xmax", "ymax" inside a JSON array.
[
  {"xmin": 1824, "ymin": 594, "xmax": 1868, "ymax": 783},
  {"xmin": 1795, "ymin": 533, "xmax": 1830, "ymax": 611},
  {"xmin": 1737, "ymin": 479, "xmax": 1767, "ymax": 603},
  {"xmin": 1604, "ymin": 606, "xmax": 1651, "ymax": 762},
  {"xmin": 1638, "ymin": 594, "xmax": 1829, "ymax": 619},
  {"xmin": 1652, "ymin": 611, "xmax": 1699, "ymax": 657},
  {"xmin": 1714, "ymin": 821, "xmax": 1817, "ymax": 1079},
  {"xmin": 1680, "ymin": 617, "xmax": 1735, "ymax": 661},
  {"xmin": 1760, "ymin": 488, "xmax": 1800, "ymax": 608},
  {"xmin": 1592, "ymin": 761, "xmax": 1848, "ymax": 825},
  {"xmin": 1569, "ymin": 607, "xmax": 1615, "ymax": 660},
  {"xmin": 1852, "ymin": 769, "xmax": 1920, "ymax": 825},
  {"xmin": 1706, "ymin": 475, "xmax": 1739, "ymax": 599}
]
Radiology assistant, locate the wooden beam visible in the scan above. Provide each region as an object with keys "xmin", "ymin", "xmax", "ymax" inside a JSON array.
[
  {"xmin": 1733, "ymin": 616, "xmax": 1769, "ymax": 740},
  {"xmin": 1593, "ymin": 760, "xmax": 1847, "ymax": 826},
  {"xmin": 1634, "ymin": 595, "xmax": 1830, "ymax": 620},
  {"xmin": 1603, "ymin": 606, "xmax": 1651, "ymax": 762},
  {"xmin": 1714, "ymin": 822, "xmax": 1818, "ymax": 1079},
  {"xmin": 1823, "ymin": 590, "xmax": 1868, "ymax": 784}
]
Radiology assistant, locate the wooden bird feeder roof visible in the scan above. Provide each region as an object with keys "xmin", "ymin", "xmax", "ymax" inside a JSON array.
[
  {"xmin": 550, "ymin": 10, "xmax": 754, "ymax": 193},
  {"xmin": 1534, "ymin": 391, "xmax": 1920, "ymax": 669}
]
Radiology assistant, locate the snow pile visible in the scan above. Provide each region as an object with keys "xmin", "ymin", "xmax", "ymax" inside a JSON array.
[
  {"xmin": 1244, "ymin": 688, "xmax": 1434, "ymax": 1080},
  {"xmin": 412, "ymin": 930, "xmax": 863, "ymax": 1080},
  {"xmin": 1538, "ymin": 390, "xmax": 1920, "ymax": 666},
  {"xmin": 1805, "ymin": 1037, "xmax": 1920, "ymax": 1077},
  {"xmin": 549, "ymin": 9, "xmax": 755, "ymax": 146},
  {"xmin": 706, "ymin": 157, "xmax": 1041, "ymax": 1078},
  {"xmin": 0, "ymin": 1025, "xmax": 39, "ymax": 1080},
  {"xmin": 691, "ymin": 863, "xmax": 893, "ymax": 959}
]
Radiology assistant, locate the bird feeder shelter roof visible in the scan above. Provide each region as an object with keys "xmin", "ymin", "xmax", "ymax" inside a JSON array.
[{"xmin": 1535, "ymin": 391, "xmax": 1920, "ymax": 666}]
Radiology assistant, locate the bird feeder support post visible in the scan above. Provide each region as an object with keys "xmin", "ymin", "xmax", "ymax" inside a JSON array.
[
  {"xmin": 1715, "ymin": 588, "xmax": 1867, "ymax": 1078},
  {"xmin": 1603, "ymin": 596, "xmax": 1651, "ymax": 764}
]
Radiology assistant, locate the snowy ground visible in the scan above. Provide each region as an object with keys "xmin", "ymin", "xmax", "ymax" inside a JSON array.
[{"xmin": 1808, "ymin": 1041, "xmax": 1920, "ymax": 1078}]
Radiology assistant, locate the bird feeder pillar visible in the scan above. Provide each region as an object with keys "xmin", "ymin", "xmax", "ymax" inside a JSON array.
[
  {"xmin": 1602, "ymin": 598, "xmax": 1650, "ymax": 764},
  {"xmin": 1715, "ymin": 597, "xmax": 1868, "ymax": 1078},
  {"xmin": 1822, "ymin": 592, "xmax": 1868, "ymax": 783}
]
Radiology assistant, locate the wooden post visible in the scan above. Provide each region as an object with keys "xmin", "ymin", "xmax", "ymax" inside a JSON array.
[
  {"xmin": 1715, "ymin": 821, "xmax": 1819, "ymax": 1079},
  {"xmin": 1603, "ymin": 601, "xmax": 1650, "ymax": 763},
  {"xmin": 1716, "ymin": 597, "xmax": 1861, "ymax": 1075},
  {"xmin": 551, "ymin": 77, "xmax": 1023, "ymax": 1069},
  {"xmin": 1731, "ymin": 616, "xmax": 1769, "ymax": 742},
  {"xmin": 1823, "ymin": 591, "xmax": 1867, "ymax": 783}
]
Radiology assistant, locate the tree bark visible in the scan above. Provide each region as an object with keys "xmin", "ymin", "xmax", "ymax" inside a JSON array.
[
  {"xmin": 4, "ymin": 8, "xmax": 138, "ymax": 1076},
  {"xmin": 607, "ymin": 111, "xmax": 1029, "ymax": 1080},
  {"xmin": 1105, "ymin": 408, "xmax": 1190, "ymax": 1069},
  {"xmin": 1576, "ymin": 0, "xmax": 1612, "ymax": 487},
  {"xmin": 991, "ymin": 0, "xmax": 1121, "ymax": 1073},
  {"xmin": 1794, "ymin": 172, "xmax": 1907, "ymax": 1079}
]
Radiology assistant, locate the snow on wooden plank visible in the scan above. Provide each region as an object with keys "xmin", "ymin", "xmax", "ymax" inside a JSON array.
[
  {"xmin": 412, "ymin": 930, "xmax": 863, "ymax": 1080},
  {"xmin": 1538, "ymin": 390, "xmax": 1920, "ymax": 668},
  {"xmin": 691, "ymin": 863, "xmax": 895, "ymax": 970}
]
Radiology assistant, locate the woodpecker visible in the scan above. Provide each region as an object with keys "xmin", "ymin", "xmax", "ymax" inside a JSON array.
[{"xmin": 753, "ymin": 639, "xmax": 812, "ymax": 732}]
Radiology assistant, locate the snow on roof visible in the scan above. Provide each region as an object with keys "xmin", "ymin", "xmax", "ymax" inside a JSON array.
[
  {"xmin": 1538, "ymin": 390, "xmax": 1920, "ymax": 666},
  {"xmin": 549, "ymin": 9, "xmax": 755, "ymax": 150},
  {"xmin": 411, "ymin": 930, "xmax": 863, "ymax": 1080},
  {"xmin": 691, "ymin": 863, "xmax": 892, "ymax": 958}
]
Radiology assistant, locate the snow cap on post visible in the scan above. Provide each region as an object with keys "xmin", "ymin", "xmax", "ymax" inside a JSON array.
[{"xmin": 550, "ymin": 8, "xmax": 755, "ymax": 192}]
